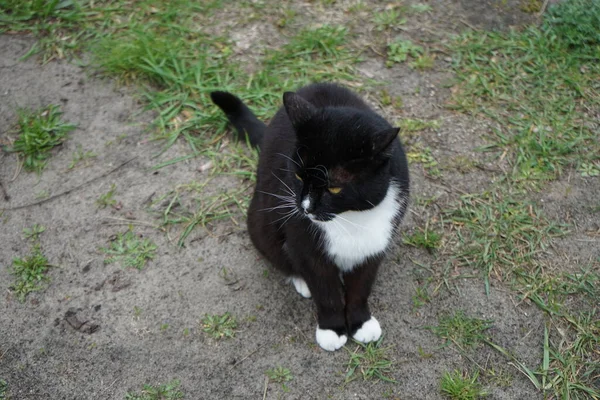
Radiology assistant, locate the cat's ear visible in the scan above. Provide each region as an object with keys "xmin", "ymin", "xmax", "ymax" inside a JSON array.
[
  {"xmin": 283, "ymin": 92, "xmax": 317, "ymax": 129},
  {"xmin": 372, "ymin": 127, "xmax": 400, "ymax": 156}
]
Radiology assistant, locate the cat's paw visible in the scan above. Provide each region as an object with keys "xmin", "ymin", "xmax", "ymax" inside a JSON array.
[
  {"xmin": 352, "ymin": 317, "xmax": 382, "ymax": 343},
  {"xmin": 291, "ymin": 277, "xmax": 311, "ymax": 298},
  {"xmin": 316, "ymin": 327, "xmax": 347, "ymax": 351}
]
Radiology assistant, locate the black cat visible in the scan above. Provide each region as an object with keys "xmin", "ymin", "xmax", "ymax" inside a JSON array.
[{"xmin": 210, "ymin": 83, "xmax": 409, "ymax": 351}]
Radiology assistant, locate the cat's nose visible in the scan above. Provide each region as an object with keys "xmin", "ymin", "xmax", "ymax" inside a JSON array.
[{"xmin": 301, "ymin": 196, "xmax": 314, "ymax": 214}]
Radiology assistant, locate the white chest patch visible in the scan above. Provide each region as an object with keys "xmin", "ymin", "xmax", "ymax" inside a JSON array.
[{"xmin": 314, "ymin": 185, "xmax": 403, "ymax": 272}]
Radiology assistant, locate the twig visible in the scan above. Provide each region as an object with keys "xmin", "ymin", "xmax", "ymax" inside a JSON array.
[
  {"xmin": 229, "ymin": 342, "xmax": 269, "ymax": 370},
  {"xmin": 0, "ymin": 178, "xmax": 9, "ymax": 201},
  {"xmin": 262, "ymin": 376, "xmax": 269, "ymax": 400},
  {"xmin": 3, "ymin": 156, "xmax": 138, "ymax": 211},
  {"xmin": 460, "ymin": 19, "xmax": 480, "ymax": 32},
  {"xmin": 538, "ymin": 0, "xmax": 550, "ymax": 17}
]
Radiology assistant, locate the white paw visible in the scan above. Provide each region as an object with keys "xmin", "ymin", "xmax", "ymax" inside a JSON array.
[
  {"xmin": 316, "ymin": 327, "xmax": 347, "ymax": 351},
  {"xmin": 291, "ymin": 277, "xmax": 311, "ymax": 298},
  {"xmin": 352, "ymin": 317, "xmax": 382, "ymax": 343}
]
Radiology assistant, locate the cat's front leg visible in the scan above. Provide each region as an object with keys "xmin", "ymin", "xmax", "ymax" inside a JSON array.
[{"xmin": 343, "ymin": 259, "xmax": 382, "ymax": 344}]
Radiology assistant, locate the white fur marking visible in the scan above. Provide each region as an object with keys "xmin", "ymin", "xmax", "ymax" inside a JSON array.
[
  {"xmin": 302, "ymin": 197, "xmax": 310, "ymax": 211},
  {"xmin": 315, "ymin": 185, "xmax": 403, "ymax": 272},
  {"xmin": 291, "ymin": 277, "xmax": 311, "ymax": 298},
  {"xmin": 352, "ymin": 317, "xmax": 382, "ymax": 343},
  {"xmin": 316, "ymin": 327, "xmax": 347, "ymax": 351}
]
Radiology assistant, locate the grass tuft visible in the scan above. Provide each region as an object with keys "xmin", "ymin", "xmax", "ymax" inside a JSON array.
[
  {"xmin": 101, "ymin": 229, "xmax": 157, "ymax": 270},
  {"xmin": 9, "ymin": 245, "xmax": 52, "ymax": 302},
  {"xmin": 429, "ymin": 311, "xmax": 493, "ymax": 349},
  {"xmin": 440, "ymin": 370, "xmax": 487, "ymax": 400},
  {"xmin": 125, "ymin": 379, "xmax": 183, "ymax": 400},
  {"xmin": 5, "ymin": 104, "xmax": 75, "ymax": 173},
  {"xmin": 345, "ymin": 337, "xmax": 396, "ymax": 383}
]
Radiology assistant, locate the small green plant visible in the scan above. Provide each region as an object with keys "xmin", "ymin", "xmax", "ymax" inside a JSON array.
[
  {"xmin": 399, "ymin": 118, "xmax": 440, "ymax": 133},
  {"xmin": 266, "ymin": 366, "xmax": 293, "ymax": 392},
  {"xmin": 440, "ymin": 370, "xmax": 487, "ymax": 400},
  {"xmin": 201, "ymin": 312, "xmax": 237, "ymax": 340},
  {"xmin": 406, "ymin": 145, "xmax": 441, "ymax": 177},
  {"xmin": 386, "ymin": 39, "xmax": 423, "ymax": 67},
  {"xmin": 410, "ymin": 3, "xmax": 433, "ymax": 13},
  {"xmin": 411, "ymin": 53, "xmax": 435, "ymax": 70},
  {"xmin": 96, "ymin": 184, "xmax": 117, "ymax": 209},
  {"xmin": 578, "ymin": 162, "xmax": 600, "ymax": 177},
  {"xmin": 23, "ymin": 224, "xmax": 46, "ymax": 241},
  {"xmin": 68, "ymin": 145, "xmax": 97, "ymax": 169},
  {"xmin": 345, "ymin": 337, "xmax": 396, "ymax": 383},
  {"xmin": 0, "ymin": 379, "xmax": 8, "ymax": 399},
  {"xmin": 429, "ymin": 311, "xmax": 493, "ymax": 349},
  {"xmin": 373, "ymin": 9, "xmax": 406, "ymax": 31},
  {"xmin": 5, "ymin": 104, "xmax": 75, "ymax": 172},
  {"xmin": 9, "ymin": 245, "xmax": 53, "ymax": 302},
  {"xmin": 101, "ymin": 230, "xmax": 157, "ymax": 270},
  {"xmin": 403, "ymin": 226, "xmax": 442, "ymax": 250},
  {"xmin": 412, "ymin": 285, "xmax": 431, "ymax": 308},
  {"xmin": 125, "ymin": 379, "xmax": 183, "ymax": 400}
]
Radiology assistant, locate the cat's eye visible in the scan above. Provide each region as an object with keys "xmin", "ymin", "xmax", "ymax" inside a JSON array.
[
  {"xmin": 328, "ymin": 187, "xmax": 342, "ymax": 194},
  {"xmin": 295, "ymin": 173, "xmax": 302, "ymax": 181}
]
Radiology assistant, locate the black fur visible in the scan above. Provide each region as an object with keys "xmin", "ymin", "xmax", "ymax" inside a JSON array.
[{"xmin": 211, "ymin": 83, "xmax": 409, "ymax": 343}]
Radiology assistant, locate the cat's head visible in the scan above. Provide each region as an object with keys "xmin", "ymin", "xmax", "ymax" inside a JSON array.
[{"xmin": 282, "ymin": 92, "xmax": 399, "ymax": 222}]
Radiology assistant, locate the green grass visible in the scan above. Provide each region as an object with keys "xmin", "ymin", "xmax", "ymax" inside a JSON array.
[
  {"xmin": 445, "ymin": 189, "xmax": 565, "ymax": 294},
  {"xmin": 451, "ymin": 19, "xmax": 600, "ymax": 184},
  {"xmin": 345, "ymin": 337, "xmax": 396, "ymax": 383},
  {"xmin": 101, "ymin": 229, "xmax": 157, "ymax": 270},
  {"xmin": 68, "ymin": 145, "xmax": 96, "ymax": 169},
  {"xmin": 4, "ymin": 104, "xmax": 75, "ymax": 172},
  {"xmin": 403, "ymin": 225, "xmax": 442, "ymax": 250},
  {"xmin": 96, "ymin": 184, "xmax": 117, "ymax": 209},
  {"xmin": 429, "ymin": 311, "xmax": 493, "ymax": 350},
  {"xmin": 200, "ymin": 312, "xmax": 237, "ymax": 340},
  {"xmin": 125, "ymin": 380, "xmax": 183, "ymax": 400},
  {"xmin": 9, "ymin": 245, "xmax": 52, "ymax": 302},
  {"xmin": 440, "ymin": 370, "xmax": 487, "ymax": 400}
]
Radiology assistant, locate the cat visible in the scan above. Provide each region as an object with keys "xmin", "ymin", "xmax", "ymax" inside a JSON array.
[{"xmin": 210, "ymin": 83, "xmax": 409, "ymax": 351}]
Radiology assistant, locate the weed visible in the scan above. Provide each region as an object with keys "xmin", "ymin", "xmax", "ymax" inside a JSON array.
[
  {"xmin": 373, "ymin": 9, "xmax": 406, "ymax": 31},
  {"xmin": 96, "ymin": 184, "xmax": 117, "ymax": 209},
  {"xmin": 68, "ymin": 145, "xmax": 97, "ymax": 169},
  {"xmin": 519, "ymin": 0, "xmax": 543, "ymax": 13},
  {"xmin": 23, "ymin": 224, "xmax": 45, "ymax": 241},
  {"xmin": 386, "ymin": 39, "xmax": 423, "ymax": 67},
  {"xmin": 125, "ymin": 379, "xmax": 183, "ymax": 400},
  {"xmin": 345, "ymin": 337, "xmax": 396, "ymax": 383},
  {"xmin": 410, "ymin": 3, "xmax": 433, "ymax": 13},
  {"xmin": 201, "ymin": 312, "xmax": 237, "ymax": 340},
  {"xmin": 9, "ymin": 245, "xmax": 52, "ymax": 302},
  {"xmin": 578, "ymin": 162, "xmax": 600, "ymax": 177},
  {"xmin": 411, "ymin": 53, "xmax": 435, "ymax": 70},
  {"xmin": 404, "ymin": 226, "xmax": 442, "ymax": 250},
  {"xmin": 440, "ymin": 370, "xmax": 487, "ymax": 400},
  {"xmin": 406, "ymin": 145, "xmax": 441, "ymax": 178},
  {"xmin": 5, "ymin": 104, "xmax": 75, "ymax": 172},
  {"xmin": 412, "ymin": 285, "xmax": 431, "ymax": 308},
  {"xmin": 101, "ymin": 229, "xmax": 157, "ymax": 270},
  {"xmin": 266, "ymin": 366, "xmax": 293, "ymax": 392},
  {"xmin": 429, "ymin": 311, "xmax": 493, "ymax": 349}
]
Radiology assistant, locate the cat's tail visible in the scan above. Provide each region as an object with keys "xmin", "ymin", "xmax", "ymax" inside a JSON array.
[{"xmin": 210, "ymin": 91, "xmax": 266, "ymax": 149}]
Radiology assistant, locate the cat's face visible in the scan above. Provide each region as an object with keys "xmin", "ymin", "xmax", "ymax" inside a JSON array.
[{"xmin": 287, "ymin": 116, "xmax": 397, "ymax": 222}]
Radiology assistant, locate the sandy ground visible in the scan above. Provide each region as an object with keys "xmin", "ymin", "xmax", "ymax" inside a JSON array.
[{"xmin": 0, "ymin": 1, "xmax": 597, "ymax": 399}]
